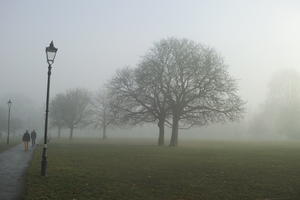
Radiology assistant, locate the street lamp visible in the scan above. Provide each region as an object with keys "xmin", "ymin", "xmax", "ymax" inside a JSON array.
[
  {"xmin": 6, "ymin": 99, "xmax": 12, "ymax": 145},
  {"xmin": 41, "ymin": 41, "xmax": 58, "ymax": 176}
]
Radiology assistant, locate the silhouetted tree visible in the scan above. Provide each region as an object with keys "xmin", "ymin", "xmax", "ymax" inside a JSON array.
[
  {"xmin": 133, "ymin": 43, "xmax": 175, "ymax": 145},
  {"xmin": 110, "ymin": 38, "xmax": 244, "ymax": 146},
  {"xmin": 50, "ymin": 94, "xmax": 66, "ymax": 138},
  {"xmin": 166, "ymin": 39, "xmax": 244, "ymax": 146},
  {"xmin": 53, "ymin": 88, "xmax": 91, "ymax": 139},
  {"xmin": 109, "ymin": 67, "xmax": 170, "ymax": 146},
  {"xmin": 138, "ymin": 38, "xmax": 244, "ymax": 146},
  {"xmin": 91, "ymin": 89, "xmax": 117, "ymax": 139}
]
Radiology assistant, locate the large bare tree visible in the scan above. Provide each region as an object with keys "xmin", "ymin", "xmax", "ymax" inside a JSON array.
[
  {"xmin": 109, "ymin": 38, "xmax": 244, "ymax": 146},
  {"xmin": 165, "ymin": 39, "xmax": 244, "ymax": 146},
  {"xmin": 133, "ymin": 43, "xmax": 175, "ymax": 145},
  {"xmin": 137, "ymin": 38, "xmax": 244, "ymax": 146},
  {"xmin": 109, "ymin": 67, "xmax": 169, "ymax": 146}
]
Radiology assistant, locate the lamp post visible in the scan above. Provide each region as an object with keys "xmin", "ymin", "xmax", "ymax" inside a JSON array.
[
  {"xmin": 41, "ymin": 41, "xmax": 58, "ymax": 176},
  {"xmin": 6, "ymin": 99, "xmax": 12, "ymax": 145}
]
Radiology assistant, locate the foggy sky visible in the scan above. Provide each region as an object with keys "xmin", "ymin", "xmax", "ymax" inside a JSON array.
[{"xmin": 1, "ymin": 0, "xmax": 300, "ymax": 113}]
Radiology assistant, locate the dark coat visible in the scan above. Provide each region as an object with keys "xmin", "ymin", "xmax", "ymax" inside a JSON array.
[
  {"xmin": 31, "ymin": 131, "xmax": 37, "ymax": 139},
  {"xmin": 22, "ymin": 132, "xmax": 30, "ymax": 142}
]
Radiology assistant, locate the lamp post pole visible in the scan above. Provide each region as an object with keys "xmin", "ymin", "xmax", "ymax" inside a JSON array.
[
  {"xmin": 41, "ymin": 41, "xmax": 57, "ymax": 176},
  {"xmin": 7, "ymin": 99, "xmax": 12, "ymax": 145},
  {"xmin": 41, "ymin": 64, "xmax": 52, "ymax": 176}
]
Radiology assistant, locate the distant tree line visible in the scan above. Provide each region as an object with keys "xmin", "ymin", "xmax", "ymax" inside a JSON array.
[
  {"xmin": 249, "ymin": 69, "xmax": 300, "ymax": 139},
  {"xmin": 49, "ymin": 38, "xmax": 244, "ymax": 146}
]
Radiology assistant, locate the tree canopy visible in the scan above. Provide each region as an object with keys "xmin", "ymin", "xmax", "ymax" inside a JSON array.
[
  {"xmin": 109, "ymin": 38, "xmax": 244, "ymax": 146},
  {"xmin": 50, "ymin": 88, "xmax": 91, "ymax": 139}
]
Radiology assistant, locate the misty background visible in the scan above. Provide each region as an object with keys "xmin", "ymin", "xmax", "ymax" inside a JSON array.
[{"xmin": 1, "ymin": 0, "xmax": 300, "ymax": 140}]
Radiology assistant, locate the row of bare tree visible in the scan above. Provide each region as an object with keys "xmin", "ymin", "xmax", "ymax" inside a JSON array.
[{"xmin": 49, "ymin": 38, "xmax": 245, "ymax": 146}]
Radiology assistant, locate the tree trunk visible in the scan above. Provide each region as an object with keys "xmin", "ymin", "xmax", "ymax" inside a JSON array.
[
  {"xmin": 58, "ymin": 126, "xmax": 61, "ymax": 138},
  {"xmin": 169, "ymin": 115, "xmax": 179, "ymax": 147},
  {"xmin": 102, "ymin": 125, "xmax": 107, "ymax": 140},
  {"xmin": 102, "ymin": 112, "xmax": 107, "ymax": 140},
  {"xmin": 69, "ymin": 126, "xmax": 74, "ymax": 140},
  {"xmin": 157, "ymin": 119, "xmax": 165, "ymax": 146}
]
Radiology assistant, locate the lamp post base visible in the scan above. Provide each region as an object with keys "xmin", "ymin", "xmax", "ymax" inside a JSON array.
[{"xmin": 41, "ymin": 147, "xmax": 47, "ymax": 176}]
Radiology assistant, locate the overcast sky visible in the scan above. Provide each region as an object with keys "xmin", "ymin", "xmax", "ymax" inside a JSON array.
[{"xmin": 1, "ymin": 0, "xmax": 300, "ymax": 112}]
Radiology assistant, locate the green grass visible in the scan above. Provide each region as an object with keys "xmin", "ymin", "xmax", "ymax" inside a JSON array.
[
  {"xmin": 0, "ymin": 139, "xmax": 20, "ymax": 153},
  {"xmin": 0, "ymin": 144, "xmax": 15, "ymax": 152},
  {"xmin": 24, "ymin": 139, "xmax": 300, "ymax": 200}
]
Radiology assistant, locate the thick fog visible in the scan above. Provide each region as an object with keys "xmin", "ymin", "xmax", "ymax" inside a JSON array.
[{"xmin": 1, "ymin": 0, "xmax": 300, "ymax": 140}]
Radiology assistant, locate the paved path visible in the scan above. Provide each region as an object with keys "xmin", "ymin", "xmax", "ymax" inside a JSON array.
[{"xmin": 0, "ymin": 144, "xmax": 36, "ymax": 200}]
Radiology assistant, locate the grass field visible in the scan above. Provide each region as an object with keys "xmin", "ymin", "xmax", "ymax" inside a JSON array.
[
  {"xmin": 0, "ymin": 144, "xmax": 15, "ymax": 153},
  {"xmin": 24, "ymin": 139, "xmax": 300, "ymax": 200},
  {"xmin": 0, "ymin": 139, "xmax": 20, "ymax": 153}
]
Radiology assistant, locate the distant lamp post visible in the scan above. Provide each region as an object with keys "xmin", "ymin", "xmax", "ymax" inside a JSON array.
[
  {"xmin": 6, "ymin": 99, "xmax": 12, "ymax": 145},
  {"xmin": 41, "ymin": 41, "xmax": 58, "ymax": 176}
]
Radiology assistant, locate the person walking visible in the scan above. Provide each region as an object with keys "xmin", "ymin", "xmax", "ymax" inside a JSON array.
[
  {"xmin": 31, "ymin": 129, "xmax": 37, "ymax": 146},
  {"xmin": 22, "ymin": 130, "xmax": 30, "ymax": 151}
]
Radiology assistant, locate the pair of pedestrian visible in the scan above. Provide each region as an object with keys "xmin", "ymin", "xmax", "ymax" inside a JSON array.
[{"xmin": 22, "ymin": 129, "xmax": 37, "ymax": 151}]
